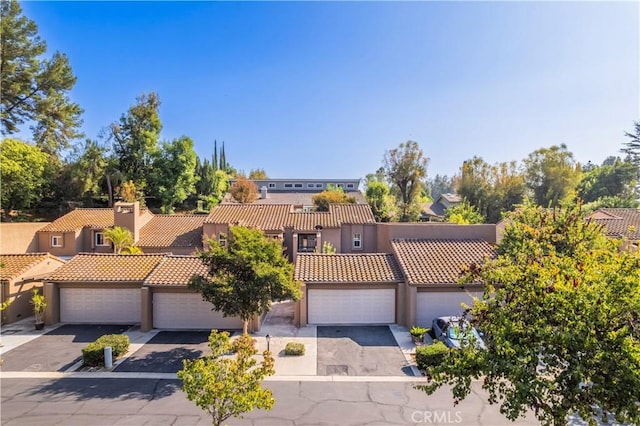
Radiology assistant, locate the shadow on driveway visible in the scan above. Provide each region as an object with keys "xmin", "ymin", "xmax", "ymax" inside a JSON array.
[
  {"xmin": 0, "ymin": 324, "xmax": 131, "ymax": 372},
  {"xmin": 317, "ymin": 326, "xmax": 412, "ymax": 376},
  {"xmin": 115, "ymin": 330, "xmax": 236, "ymax": 373}
]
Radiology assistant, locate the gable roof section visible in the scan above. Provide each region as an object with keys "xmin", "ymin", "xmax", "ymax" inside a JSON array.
[
  {"xmin": 47, "ymin": 253, "xmax": 165, "ymax": 283},
  {"xmin": 205, "ymin": 204, "xmax": 375, "ymax": 231},
  {"xmin": 295, "ymin": 253, "xmax": 403, "ymax": 283},
  {"xmin": 589, "ymin": 208, "xmax": 640, "ymax": 240},
  {"xmin": 38, "ymin": 209, "xmax": 115, "ymax": 232},
  {"xmin": 144, "ymin": 255, "xmax": 208, "ymax": 286},
  {"xmin": 391, "ymin": 239, "xmax": 496, "ymax": 285},
  {"xmin": 0, "ymin": 253, "xmax": 64, "ymax": 281},
  {"xmin": 138, "ymin": 215, "xmax": 205, "ymax": 248}
]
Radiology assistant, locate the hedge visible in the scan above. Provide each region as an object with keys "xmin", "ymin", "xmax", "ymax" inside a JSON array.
[
  {"xmin": 82, "ymin": 334, "xmax": 130, "ymax": 367},
  {"xmin": 284, "ymin": 342, "xmax": 305, "ymax": 356},
  {"xmin": 415, "ymin": 341, "xmax": 449, "ymax": 370}
]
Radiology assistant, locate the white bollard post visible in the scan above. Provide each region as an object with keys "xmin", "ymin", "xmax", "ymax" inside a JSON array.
[{"xmin": 104, "ymin": 346, "xmax": 113, "ymax": 369}]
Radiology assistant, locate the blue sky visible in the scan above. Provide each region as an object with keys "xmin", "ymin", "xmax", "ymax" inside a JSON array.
[{"xmin": 21, "ymin": 1, "xmax": 640, "ymax": 180}]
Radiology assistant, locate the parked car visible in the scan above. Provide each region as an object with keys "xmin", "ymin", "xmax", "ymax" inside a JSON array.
[{"xmin": 431, "ymin": 316, "xmax": 486, "ymax": 350}]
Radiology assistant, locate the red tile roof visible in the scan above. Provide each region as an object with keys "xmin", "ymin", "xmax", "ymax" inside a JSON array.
[
  {"xmin": 205, "ymin": 204, "xmax": 375, "ymax": 231},
  {"xmin": 137, "ymin": 215, "xmax": 205, "ymax": 248},
  {"xmin": 0, "ymin": 253, "xmax": 64, "ymax": 281},
  {"xmin": 391, "ymin": 239, "xmax": 496, "ymax": 285},
  {"xmin": 46, "ymin": 253, "xmax": 165, "ymax": 283},
  {"xmin": 589, "ymin": 208, "xmax": 640, "ymax": 240},
  {"xmin": 38, "ymin": 209, "xmax": 115, "ymax": 232},
  {"xmin": 294, "ymin": 253, "xmax": 403, "ymax": 283},
  {"xmin": 144, "ymin": 255, "xmax": 208, "ymax": 287}
]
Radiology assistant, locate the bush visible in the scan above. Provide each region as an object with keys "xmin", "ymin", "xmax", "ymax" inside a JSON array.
[
  {"xmin": 410, "ymin": 326, "xmax": 429, "ymax": 339},
  {"xmin": 416, "ymin": 341, "xmax": 449, "ymax": 370},
  {"xmin": 284, "ymin": 342, "xmax": 305, "ymax": 356},
  {"xmin": 82, "ymin": 334, "xmax": 130, "ymax": 367}
]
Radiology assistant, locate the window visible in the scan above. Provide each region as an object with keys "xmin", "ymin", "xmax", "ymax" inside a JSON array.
[
  {"xmin": 284, "ymin": 183, "xmax": 293, "ymax": 188},
  {"xmin": 298, "ymin": 234, "xmax": 317, "ymax": 253},
  {"xmin": 307, "ymin": 183, "xmax": 315, "ymax": 188},
  {"xmin": 346, "ymin": 183, "xmax": 355, "ymax": 189},
  {"xmin": 51, "ymin": 236, "xmax": 63, "ymax": 247},
  {"xmin": 95, "ymin": 232, "xmax": 108, "ymax": 246},
  {"xmin": 316, "ymin": 183, "xmax": 323, "ymax": 188},
  {"xmin": 353, "ymin": 233, "xmax": 362, "ymax": 249},
  {"xmin": 268, "ymin": 183, "xmax": 276, "ymax": 188},
  {"xmin": 218, "ymin": 234, "xmax": 227, "ymax": 248},
  {"xmin": 294, "ymin": 183, "xmax": 303, "ymax": 188}
]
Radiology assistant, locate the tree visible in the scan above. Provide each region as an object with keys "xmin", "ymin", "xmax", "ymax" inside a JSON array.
[
  {"xmin": 118, "ymin": 180, "xmax": 143, "ymax": 204},
  {"xmin": 67, "ymin": 139, "xmax": 109, "ymax": 204},
  {"xmin": 229, "ymin": 176, "xmax": 258, "ymax": 204},
  {"xmin": 418, "ymin": 202, "xmax": 640, "ymax": 426},
  {"xmin": 445, "ymin": 201, "xmax": 484, "ymax": 224},
  {"xmin": 189, "ymin": 226, "xmax": 302, "ymax": 334},
  {"xmin": 0, "ymin": 138, "xmax": 48, "ymax": 218},
  {"xmin": 249, "ymin": 168, "xmax": 268, "ymax": 179},
  {"xmin": 148, "ymin": 136, "xmax": 198, "ymax": 213},
  {"xmin": 523, "ymin": 144, "xmax": 581, "ymax": 208},
  {"xmin": 577, "ymin": 156, "xmax": 637, "ymax": 204},
  {"xmin": 0, "ymin": 0, "xmax": 83, "ymax": 155},
  {"xmin": 456, "ymin": 157, "xmax": 525, "ymax": 223},
  {"xmin": 427, "ymin": 174, "xmax": 456, "ymax": 200},
  {"xmin": 365, "ymin": 180, "xmax": 395, "ymax": 222},
  {"xmin": 312, "ymin": 185, "xmax": 356, "ymax": 212},
  {"xmin": 110, "ymin": 92, "xmax": 161, "ymax": 189},
  {"xmin": 383, "ymin": 141, "xmax": 429, "ymax": 222},
  {"xmin": 104, "ymin": 226, "xmax": 134, "ymax": 254},
  {"xmin": 621, "ymin": 121, "xmax": 640, "ymax": 166},
  {"xmin": 177, "ymin": 330, "xmax": 275, "ymax": 426}
]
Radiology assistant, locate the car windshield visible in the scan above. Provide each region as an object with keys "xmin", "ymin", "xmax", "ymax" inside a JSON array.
[{"xmin": 446, "ymin": 323, "xmax": 481, "ymax": 341}]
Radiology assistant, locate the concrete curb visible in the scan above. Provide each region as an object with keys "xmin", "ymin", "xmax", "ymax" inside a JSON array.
[{"xmin": 0, "ymin": 371, "xmax": 428, "ymax": 382}]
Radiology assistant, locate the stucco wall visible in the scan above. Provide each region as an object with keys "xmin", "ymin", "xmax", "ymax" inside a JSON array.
[{"xmin": 0, "ymin": 223, "xmax": 49, "ymax": 254}]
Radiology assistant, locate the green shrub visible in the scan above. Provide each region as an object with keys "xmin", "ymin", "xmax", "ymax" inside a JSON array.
[
  {"xmin": 416, "ymin": 341, "xmax": 449, "ymax": 370},
  {"xmin": 410, "ymin": 326, "xmax": 429, "ymax": 339},
  {"xmin": 284, "ymin": 342, "xmax": 305, "ymax": 356},
  {"xmin": 82, "ymin": 334, "xmax": 130, "ymax": 367}
]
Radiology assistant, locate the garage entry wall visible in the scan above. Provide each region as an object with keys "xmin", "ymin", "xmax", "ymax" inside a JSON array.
[
  {"xmin": 60, "ymin": 286, "xmax": 141, "ymax": 324},
  {"xmin": 415, "ymin": 287, "xmax": 483, "ymax": 327},
  {"xmin": 152, "ymin": 290, "xmax": 243, "ymax": 330},
  {"xmin": 303, "ymin": 284, "xmax": 397, "ymax": 325}
]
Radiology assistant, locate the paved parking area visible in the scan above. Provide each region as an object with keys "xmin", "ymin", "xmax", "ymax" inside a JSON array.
[
  {"xmin": 0, "ymin": 324, "xmax": 131, "ymax": 372},
  {"xmin": 317, "ymin": 326, "xmax": 411, "ymax": 376},
  {"xmin": 115, "ymin": 330, "xmax": 235, "ymax": 373}
]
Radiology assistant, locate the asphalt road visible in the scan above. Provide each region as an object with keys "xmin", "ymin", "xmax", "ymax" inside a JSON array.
[{"xmin": 1, "ymin": 377, "xmax": 540, "ymax": 425}]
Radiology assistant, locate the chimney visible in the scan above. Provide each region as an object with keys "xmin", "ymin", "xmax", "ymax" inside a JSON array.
[
  {"xmin": 114, "ymin": 202, "xmax": 140, "ymax": 242},
  {"xmin": 261, "ymin": 186, "xmax": 268, "ymax": 199}
]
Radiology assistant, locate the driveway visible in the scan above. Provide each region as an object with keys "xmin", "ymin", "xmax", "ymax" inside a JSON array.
[
  {"xmin": 317, "ymin": 326, "xmax": 410, "ymax": 376},
  {"xmin": 115, "ymin": 330, "xmax": 231, "ymax": 373},
  {"xmin": 0, "ymin": 324, "xmax": 131, "ymax": 372}
]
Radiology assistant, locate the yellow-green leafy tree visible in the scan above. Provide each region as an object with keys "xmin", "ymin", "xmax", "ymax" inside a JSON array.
[
  {"xmin": 177, "ymin": 330, "xmax": 275, "ymax": 426},
  {"xmin": 417, "ymin": 201, "xmax": 640, "ymax": 425}
]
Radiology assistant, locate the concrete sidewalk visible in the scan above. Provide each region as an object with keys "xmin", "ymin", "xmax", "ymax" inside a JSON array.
[
  {"xmin": 0, "ymin": 315, "xmax": 62, "ymax": 356},
  {"xmin": 251, "ymin": 300, "xmax": 318, "ymax": 376}
]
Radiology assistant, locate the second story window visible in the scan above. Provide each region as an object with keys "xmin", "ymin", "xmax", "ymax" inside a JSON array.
[
  {"xmin": 95, "ymin": 232, "xmax": 108, "ymax": 246},
  {"xmin": 218, "ymin": 234, "xmax": 227, "ymax": 248},
  {"xmin": 51, "ymin": 235, "xmax": 63, "ymax": 247},
  {"xmin": 353, "ymin": 233, "xmax": 362, "ymax": 249}
]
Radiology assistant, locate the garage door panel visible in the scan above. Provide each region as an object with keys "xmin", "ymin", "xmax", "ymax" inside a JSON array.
[
  {"xmin": 308, "ymin": 289, "xmax": 395, "ymax": 324},
  {"xmin": 153, "ymin": 292, "xmax": 243, "ymax": 330},
  {"xmin": 416, "ymin": 291, "xmax": 482, "ymax": 327},
  {"xmin": 60, "ymin": 288, "xmax": 141, "ymax": 324}
]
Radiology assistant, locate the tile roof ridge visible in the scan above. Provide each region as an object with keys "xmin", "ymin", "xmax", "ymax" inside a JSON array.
[{"xmin": 74, "ymin": 252, "xmax": 166, "ymax": 257}]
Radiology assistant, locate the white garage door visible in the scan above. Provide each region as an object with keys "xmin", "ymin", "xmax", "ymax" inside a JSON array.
[
  {"xmin": 60, "ymin": 287, "xmax": 141, "ymax": 324},
  {"xmin": 308, "ymin": 289, "xmax": 395, "ymax": 324},
  {"xmin": 153, "ymin": 292, "xmax": 243, "ymax": 330},
  {"xmin": 416, "ymin": 291, "xmax": 483, "ymax": 327}
]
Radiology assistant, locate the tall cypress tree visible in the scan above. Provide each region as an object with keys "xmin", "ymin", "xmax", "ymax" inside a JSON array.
[
  {"xmin": 213, "ymin": 140, "xmax": 218, "ymax": 171},
  {"xmin": 220, "ymin": 141, "xmax": 226, "ymax": 171}
]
